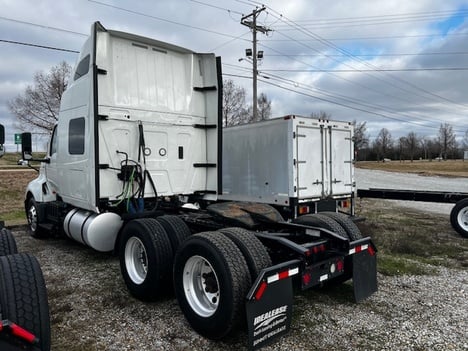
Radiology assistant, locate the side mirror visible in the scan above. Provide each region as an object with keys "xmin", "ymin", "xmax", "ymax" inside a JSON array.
[
  {"xmin": 0, "ymin": 124, "xmax": 4, "ymax": 144},
  {"xmin": 0, "ymin": 124, "xmax": 4, "ymax": 158},
  {"xmin": 21, "ymin": 132, "xmax": 33, "ymax": 160}
]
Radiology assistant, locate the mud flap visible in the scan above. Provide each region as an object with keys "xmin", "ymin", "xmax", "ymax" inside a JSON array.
[
  {"xmin": 245, "ymin": 260, "xmax": 299, "ymax": 350},
  {"xmin": 352, "ymin": 248, "xmax": 377, "ymax": 302}
]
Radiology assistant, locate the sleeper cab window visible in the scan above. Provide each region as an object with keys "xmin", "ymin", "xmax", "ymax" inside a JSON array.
[
  {"xmin": 69, "ymin": 117, "xmax": 85, "ymax": 155},
  {"xmin": 74, "ymin": 54, "xmax": 90, "ymax": 81}
]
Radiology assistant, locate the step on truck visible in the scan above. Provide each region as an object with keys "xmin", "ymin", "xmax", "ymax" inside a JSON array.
[{"xmin": 20, "ymin": 22, "xmax": 377, "ymax": 349}]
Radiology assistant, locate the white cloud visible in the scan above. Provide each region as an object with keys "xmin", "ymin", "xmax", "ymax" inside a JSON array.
[{"xmin": 0, "ymin": 0, "xmax": 467, "ymax": 142}]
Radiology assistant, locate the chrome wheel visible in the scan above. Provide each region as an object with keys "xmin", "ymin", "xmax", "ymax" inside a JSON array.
[
  {"xmin": 28, "ymin": 203, "xmax": 38, "ymax": 232},
  {"xmin": 457, "ymin": 206, "xmax": 468, "ymax": 232},
  {"xmin": 183, "ymin": 255, "xmax": 220, "ymax": 317},
  {"xmin": 125, "ymin": 237, "xmax": 148, "ymax": 285}
]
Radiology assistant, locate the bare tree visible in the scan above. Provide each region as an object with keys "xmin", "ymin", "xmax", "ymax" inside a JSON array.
[
  {"xmin": 222, "ymin": 79, "xmax": 249, "ymax": 127},
  {"xmin": 462, "ymin": 130, "xmax": 468, "ymax": 150},
  {"xmin": 256, "ymin": 93, "xmax": 271, "ymax": 122},
  {"xmin": 8, "ymin": 61, "xmax": 72, "ymax": 134},
  {"xmin": 352, "ymin": 120, "xmax": 369, "ymax": 156},
  {"xmin": 437, "ymin": 123, "xmax": 456, "ymax": 159},
  {"xmin": 310, "ymin": 111, "xmax": 331, "ymax": 120},
  {"xmin": 404, "ymin": 131, "xmax": 420, "ymax": 162},
  {"xmin": 373, "ymin": 128, "xmax": 393, "ymax": 160}
]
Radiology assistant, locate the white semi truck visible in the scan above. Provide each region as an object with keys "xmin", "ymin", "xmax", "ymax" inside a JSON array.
[{"xmin": 20, "ymin": 22, "xmax": 377, "ymax": 349}]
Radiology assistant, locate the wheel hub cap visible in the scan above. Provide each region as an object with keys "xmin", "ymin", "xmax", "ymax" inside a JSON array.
[{"xmin": 183, "ymin": 255, "xmax": 220, "ymax": 317}]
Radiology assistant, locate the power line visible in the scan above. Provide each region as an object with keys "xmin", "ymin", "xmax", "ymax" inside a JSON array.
[
  {"xmin": 256, "ymin": 77, "xmax": 467, "ymax": 132},
  {"xmin": 263, "ymin": 32, "xmax": 468, "ymax": 42},
  {"xmin": 279, "ymin": 8, "xmax": 468, "ymax": 23},
  {"xmin": 88, "ymin": 0, "xmax": 250, "ymax": 42},
  {"xmin": 267, "ymin": 51, "xmax": 468, "ymax": 57},
  {"xmin": 261, "ymin": 67, "xmax": 468, "ymax": 72},
  {"xmin": 190, "ymin": 0, "xmax": 243, "ymax": 16},
  {"xmin": 272, "ymin": 9, "xmax": 468, "ymax": 29},
  {"xmin": 223, "ymin": 62, "xmax": 462, "ymax": 128},
  {"xmin": 0, "ymin": 16, "xmax": 87, "ymax": 36},
  {"xmin": 0, "ymin": 39, "xmax": 79, "ymax": 53},
  {"xmin": 260, "ymin": 6, "xmax": 468, "ymax": 113},
  {"xmin": 257, "ymin": 41, "xmax": 455, "ymax": 116}
]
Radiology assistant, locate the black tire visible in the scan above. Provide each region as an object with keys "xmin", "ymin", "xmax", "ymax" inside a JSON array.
[
  {"xmin": 0, "ymin": 228, "xmax": 18, "ymax": 256},
  {"xmin": 450, "ymin": 198, "xmax": 468, "ymax": 238},
  {"xmin": 293, "ymin": 213, "xmax": 349, "ymax": 239},
  {"xmin": 173, "ymin": 231, "xmax": 251, "ymax": 340},
  {"xmin": 119, "ymin": 218, "xmax": 173, "ymax": 301},
  {"xmin": 26, "ymin": 198, "xmax": 48, "ymax": 238},
  {"xmin": 320, "ymin": 212, "xmax": 363, "ymax": 241},
  {"xmin": 218, "ymin": 227, "xmax": 272, "ymax": 280},
  {"xmin": 0, "ymin": 253, "xmax": 50, "ymax": 351},
  {"xmin": 156, "ymin": 215, "xmax": 192, "ymax": 253}
]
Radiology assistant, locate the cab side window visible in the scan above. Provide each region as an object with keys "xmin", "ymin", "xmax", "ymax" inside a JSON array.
[
  {"xmin": 50, "ymin": 126, "xmax": 58, "ymax": 156},
  {"xmin": 69, "ymin": 118, "xmax": 85, "ymax": 155},
  {"xmin": 73, "ymin": 55, "xmax": 90, "ymax": 81}
]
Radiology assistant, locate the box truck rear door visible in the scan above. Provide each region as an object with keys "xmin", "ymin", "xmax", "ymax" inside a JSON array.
[{"xmin": 296, "ymin": 125, "xmax": 325, "ymax": 199}]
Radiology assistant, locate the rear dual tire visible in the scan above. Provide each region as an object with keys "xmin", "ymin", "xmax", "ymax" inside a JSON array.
[
  {"xmin": 174, "ymin": 231, "xmax": 251, "ymax": 339},
  {"xmin": 119, "ymin": 218, "xmax": 173, "ymax": 301}
]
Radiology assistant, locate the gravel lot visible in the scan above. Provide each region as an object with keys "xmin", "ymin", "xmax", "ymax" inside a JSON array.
[
  {"xmin": 5, "ymin": 170, "xmax": 468, "ymax": 350},
  {"xmin": 10, "ymin": 225, "xmax": 468, "ymax": 350}
]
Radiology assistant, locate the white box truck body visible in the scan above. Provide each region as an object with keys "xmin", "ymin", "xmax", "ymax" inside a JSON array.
[{"xmin": 221, "ymin": 116, "xmax": 354, "ymax": 212}]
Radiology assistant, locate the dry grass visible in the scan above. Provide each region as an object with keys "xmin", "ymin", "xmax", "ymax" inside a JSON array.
[
  {"xmin": 356, "ymin": 159, "xmax": 468, "ymax": 177},
  {"xmin": 0, "ymin": 169, "xmax": 37, "ymax": 225},
  {"xmin": 356, "ymin": 198, "xmax": 468, "ymax": 273}
]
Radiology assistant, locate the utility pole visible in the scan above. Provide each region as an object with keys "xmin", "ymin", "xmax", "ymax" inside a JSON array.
[{"xmin": 241, "ymin": 6, "xmax": 271, "ymax": 121}]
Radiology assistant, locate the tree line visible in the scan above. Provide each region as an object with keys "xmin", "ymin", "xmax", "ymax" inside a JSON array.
[{"xmin": 354, "ymin": 121, "xmax": 468, "ymax": 161}]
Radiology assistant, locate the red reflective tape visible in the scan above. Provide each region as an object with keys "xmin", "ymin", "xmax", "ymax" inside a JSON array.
[
  {"xmin": 10, "ymin": 323, "xmax": 37, "ymax": 344},
  {"xmin": 355, "ymin": 245, "xmax": 362, "ymax": 253},
  {"xmin": 278, "ymin": 270, "xmax": 289, "ymax": 280},
  {"xmin": 255, "ymin": 281, "xmax": 268, "ymax": 301},
  {"xmin": 368, "ymin": 246, "xmax": 376, "ymax": 256}
]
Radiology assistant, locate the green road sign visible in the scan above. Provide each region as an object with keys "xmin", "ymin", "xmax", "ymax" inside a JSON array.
[{"xmin": 14, "ymin": 133, "xmax": 22, "ymax": 145}]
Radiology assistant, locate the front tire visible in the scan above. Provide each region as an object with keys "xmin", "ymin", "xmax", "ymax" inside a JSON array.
[
  {"xmin": 0, "ymin": 253, "xmax": 51, "ymax": 351},
  {"xmin": 450, "ymin": 199, "xmax": 468, "ymax": 238},
  {"xmin": 26, "ymin": 198, "xmax": 47, "ymax": 238},
  {"xmin": 119, "ymin": 218, "xmax": 173, "ymax": 301},
  {"xmin": 174, "ymin": 231, "xmax": 250, "ymax": 339}
]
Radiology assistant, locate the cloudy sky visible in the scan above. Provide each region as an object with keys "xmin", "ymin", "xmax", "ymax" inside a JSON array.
[{"xmin": 1, "ymin": 0, "xmax": 468, "ymax": 150}]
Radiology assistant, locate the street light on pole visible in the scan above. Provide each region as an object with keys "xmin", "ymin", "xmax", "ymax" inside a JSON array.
[{"xmin": 241, "ymin": 6, "xmax": 271, "ymax": 121}]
